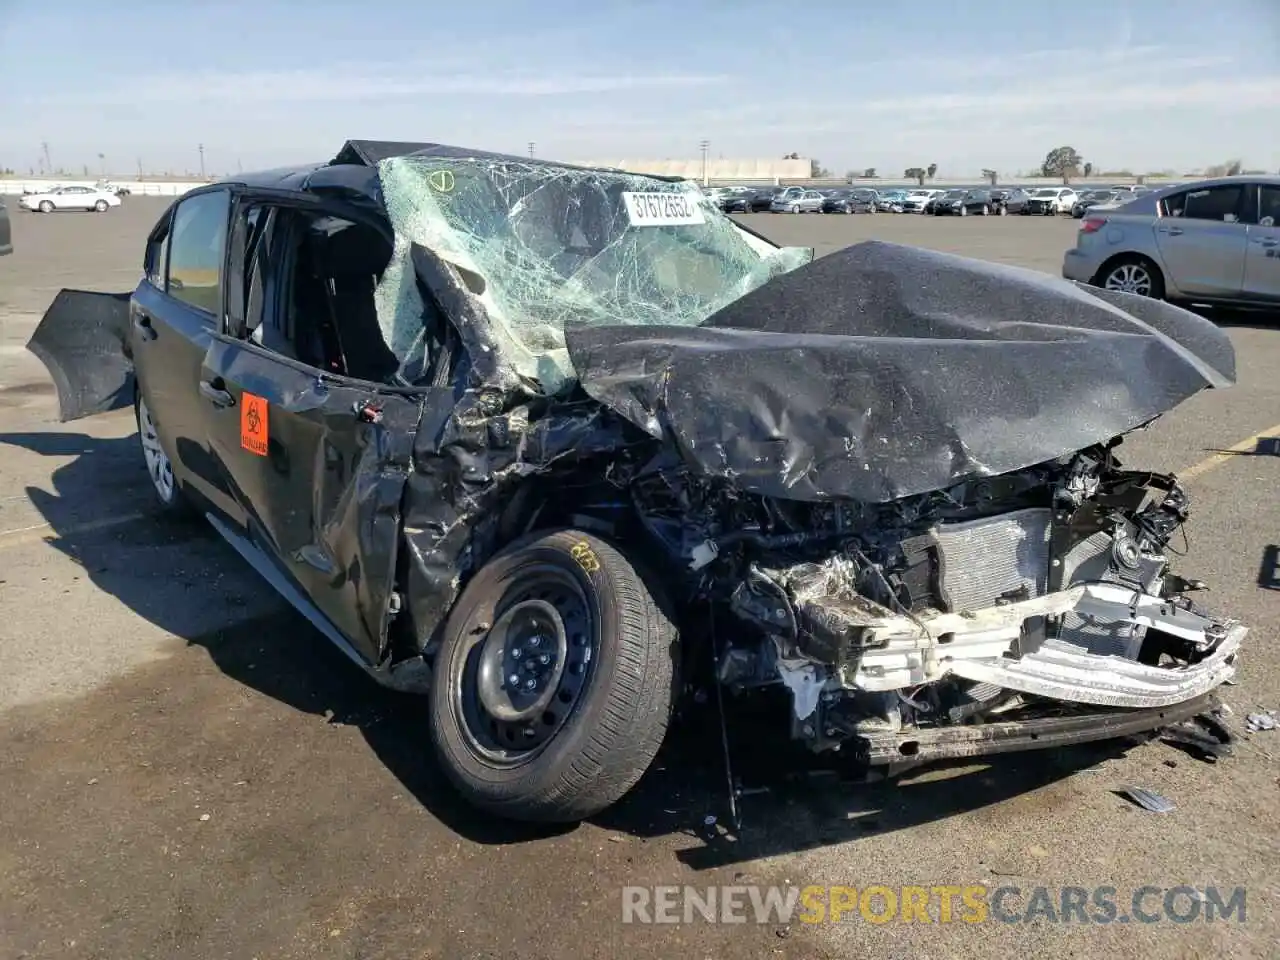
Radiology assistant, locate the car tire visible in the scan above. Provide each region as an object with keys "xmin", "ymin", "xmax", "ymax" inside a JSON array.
[
  {"xmin": 1095, "ymin": 255, "xmax": 1166, "ymax": 300},
  {"xmin": 38, "ymin": 201, "xmax": 53, "ymax": 213},
  {"xmin": 959, "ymin": 204, "xmax": 968, "ymax": 216},
  {"xmin": 982, "ymin": 204, "xmax": 990, "ymax": 215},
  {"xmin": 94, "ymin": 199, "xmax": 108, "ymax": 212},
  {"xmin": 997, "ymin": 205, "xmax": 1007, "ymax": 216},
  {"xmin": 429, "ymin": 528, "xmax": 679, "ymax": 823},
  {"xmin": 135, "ymin": 390, "xmax": 196, "ymax": 518}
]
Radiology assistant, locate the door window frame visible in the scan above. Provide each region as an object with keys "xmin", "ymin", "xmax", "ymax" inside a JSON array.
[
  {"xmin": 1160, "ymin": 184, "xmax": 1248, "ymax": 224},
  {"xmin": 216, "ymin": 187, "xmax": 445, "ymax": 397}
]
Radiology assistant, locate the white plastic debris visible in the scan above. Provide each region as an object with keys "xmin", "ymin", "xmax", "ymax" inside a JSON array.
[
  {"xmin": 1118, "ymin": 787, "xmax": 1174, "ymax": 813},
  {"xmin": 688, "ymin": 539, "xmax": 719, "ymax": 571},
  {"xmin": 1246, "ymin": 711, "xmax": 1276, "ymax": 732}
]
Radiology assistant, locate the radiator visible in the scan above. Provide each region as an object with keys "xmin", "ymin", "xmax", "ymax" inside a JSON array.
[{"xmin": 932, "ymin": 507, "xmax": 1053, "ymax": 613}]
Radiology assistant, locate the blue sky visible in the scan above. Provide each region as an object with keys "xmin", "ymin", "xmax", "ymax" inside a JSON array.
[{"xmin": 2, "ymin": 0, "xmax": 1276, "ymax": 177}]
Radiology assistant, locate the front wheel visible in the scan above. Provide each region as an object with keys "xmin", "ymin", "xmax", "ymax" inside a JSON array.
[
  {"xmin": 94, "ymin": 199, "xmax": 108, "ymax": 212},
  {"xmin": 430, "ymin": 529, "xmax": 679, "ymax": 822},
  {"xmin": 959, "ymin": 204, "xmax": 968, "ymax": 216},
  {"xmin": 38, "ymin": 200, "xmax": 53, "ymax": 213}
]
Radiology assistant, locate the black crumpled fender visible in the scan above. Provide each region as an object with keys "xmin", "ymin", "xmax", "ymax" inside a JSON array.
[{"xmin": 399, "ymin": 388, "xmax": 644, "ymax": 653}]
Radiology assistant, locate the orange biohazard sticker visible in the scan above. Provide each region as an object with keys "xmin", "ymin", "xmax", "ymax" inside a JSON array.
[{"xmin": 240, "ymin": 392, "xmax": 269, "ymax": 456}]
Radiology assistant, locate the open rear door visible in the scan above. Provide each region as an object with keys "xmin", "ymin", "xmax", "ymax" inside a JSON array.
[{"xmin": 25, "ymin": 289, "xmax": 135, "ymax": 421}]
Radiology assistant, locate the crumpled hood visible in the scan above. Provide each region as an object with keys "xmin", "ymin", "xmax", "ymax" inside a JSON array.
[{"xmin": 563, "ymin": 240, "xmax": 1236, "ymax": 503}]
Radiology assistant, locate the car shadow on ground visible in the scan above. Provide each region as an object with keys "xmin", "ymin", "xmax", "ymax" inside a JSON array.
[{"xmin": 0, "ymin": 427, "xmax": 1147, "ymax": 867}]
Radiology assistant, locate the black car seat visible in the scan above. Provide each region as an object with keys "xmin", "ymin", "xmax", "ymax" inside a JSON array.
[{"xmin": 315, "ymin": 221, "xmax": 399, "ymax": 383}]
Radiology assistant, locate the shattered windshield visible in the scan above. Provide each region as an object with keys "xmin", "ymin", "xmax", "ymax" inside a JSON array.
[{"xmin": 376, "ymin": 155, "xmax": 811, "ymax": 392}]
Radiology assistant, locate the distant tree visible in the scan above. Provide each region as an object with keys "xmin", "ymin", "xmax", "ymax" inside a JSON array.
[
  {"xmin": 782, "ymin": 152, "xmax": 801, "ymax": 160},
  {"xmin": 1083, "ymin": 161, "xmax": 1093, "ymax": 178},
  {"xmin": 1041, "ymin": 146, "xmax": 1083, "ymax": 183},
  {"xmin": 981, "ymin": 168, "xmax": 998, "ymax": 185},
  {"xmin": 904, "ymin": 167, "xmax": 927, "ymax": 186},
  {"xmin": 927, "ymin": 162, "xmax": 938, "ymax": 179},
  {"xmin": 1204, "ymin": 158, "xmax": 1244, "ymax": 177},
  {"xmin": 863, "ymin": 167, "xmax": 877, "ymax": 178},
  {"xmin": 811, "ymin": 159, "xmax": 831, "ymax": 177}
]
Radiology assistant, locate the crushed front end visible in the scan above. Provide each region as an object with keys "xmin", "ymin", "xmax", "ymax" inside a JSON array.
[{"xmin": 634, "ymin": 442, "xmax": 1245, "ymax": 766}]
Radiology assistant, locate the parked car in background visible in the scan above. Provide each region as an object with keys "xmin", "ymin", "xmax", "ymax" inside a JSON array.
[
  {"xmin": 823, "ymin": 188, "xmax": 878, "ymax": 214},
  {"xmin": 1071, "ymin": 189, "xmax": 1124, "ymax": 217},
  {"xmin": 877, "ymin": 189, "xmax": 908, "ymax": 213},
  {"xmin": 933, "ymin": 188, "xmax": 996, "ymax": 216},
  {"xmin": 0, "ymin": 197, "xmax": 11, "ymax": 255},
  {"xmin": 989, "ymin": 188, "xmax": 1029, "ymax": 215},
  {"xmin": 1062, "ymin": 176, "xmax": 1280, "ymax": 306},
  {"xmin": 95, "ymin": 179, "xmax": 131, "ymax": 197},
  {"xmin": 901, "ymin": 189, "xmax": 943, "ymax": 213},
  {"xmin": 1025, "ymin": 187, "xmax": 1078, "ymax": 216},
  {"xmin": 18, "ymin": 185, "xmax": 122, "ymax": 213},
  {"xmin": 771, "ymin": 189, "xmax": 825, "ymax": 213},
  {"xmin": 721, "ymin": 188, "xmax": 773, "ymax": 214}
]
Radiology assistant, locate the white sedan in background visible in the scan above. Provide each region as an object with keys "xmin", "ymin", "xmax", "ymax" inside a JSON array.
[{"xmin": 18, "ymin": 185, "xmax": 122, "ymax": 213}]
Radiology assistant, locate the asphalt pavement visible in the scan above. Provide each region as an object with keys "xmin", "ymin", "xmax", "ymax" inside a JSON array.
[{"xmin": 0, "ymin": 198, "xmax": 1277, "ymax": 960}]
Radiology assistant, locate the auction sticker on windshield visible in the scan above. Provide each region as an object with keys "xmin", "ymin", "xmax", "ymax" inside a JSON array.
[{"xmin": 622, "ymin": 192, "xmax": 706, "ymax": 227}]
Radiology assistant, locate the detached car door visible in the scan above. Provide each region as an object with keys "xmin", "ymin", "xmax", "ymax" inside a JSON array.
[
  {"xmin": 1243, "ymin": 184, "xmax": 1280, "ymax": 302},
  {"xmin": 1153, "ymin": 184, "xmax": 1248, "ymax": 297},
  {"xmin": 199, "ymin": 193, "xmax": 423, "ymax": 663}
]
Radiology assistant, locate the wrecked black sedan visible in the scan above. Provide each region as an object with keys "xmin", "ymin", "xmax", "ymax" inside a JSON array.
[{"xmin": 30, "ymin": 140, "xmax": 1246, "ymax": 823}]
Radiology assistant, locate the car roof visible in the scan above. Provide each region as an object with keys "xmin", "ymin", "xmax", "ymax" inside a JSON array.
[{"xmin": 212, "ymin": 139, "xmax": 688, "ymax": 205}]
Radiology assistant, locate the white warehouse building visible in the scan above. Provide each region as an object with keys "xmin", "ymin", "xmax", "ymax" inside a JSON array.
[{"xmin": 573, "ymin": 157, "xmax": 812, "ymax": 181}]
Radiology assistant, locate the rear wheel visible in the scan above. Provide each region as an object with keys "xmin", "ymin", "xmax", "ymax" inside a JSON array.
[
  {"xmin": 429, "ymin": 529, "xmax": 679, "ymax": 822},
  {"xmin": 135, "ymin": 391, "xmax": 195, "ymax": 517},
  {"xmin": 997, "ymin": 204, "xmax": 1007, "ymax": 216},
  {"xmin": 959, "ymin": 204, "xmax": 968, "ymax": 216},
  {"xmin": 1097, "ymin": 256, "xmax": 1165, "ymax": 299}
]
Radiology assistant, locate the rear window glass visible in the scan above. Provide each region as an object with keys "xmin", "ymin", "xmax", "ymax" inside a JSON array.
[{"xmin": 1164, "ymin": 186, "xmax": 1243, "ymax": 223}]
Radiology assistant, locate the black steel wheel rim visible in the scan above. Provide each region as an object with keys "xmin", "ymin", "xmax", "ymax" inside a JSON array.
[{"xmin": 453, "ymin": 564, "xmax": 597, "ymax": 765}]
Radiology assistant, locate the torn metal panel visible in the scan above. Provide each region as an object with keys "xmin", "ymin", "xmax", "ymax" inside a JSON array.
[
  {"xmin": 201, "ymin": 337, "xmax": 422, "ymax": 663},
  {"xmin": 26, "ymin": 290, "xmax": 134, "ymax": 421},
  {"xmin": 400, "ymin": 391, "xmax": 653, "ymax": 652},
  {"xmin": 563, "ymin": 241, "xmax": 1236, "ymax": 503}
]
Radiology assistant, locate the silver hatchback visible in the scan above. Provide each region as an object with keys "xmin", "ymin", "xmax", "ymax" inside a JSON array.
[{"xmin": 1062, "ymin": 176, "xmax": 1280, "ymax": 306}]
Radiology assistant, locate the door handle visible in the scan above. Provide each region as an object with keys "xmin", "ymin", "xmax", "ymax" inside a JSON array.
[
  {"xmin": 1256, "ymin": 238, "xmax": 1279, "ymax": 248},
  {"xmin": 132, "ymin": 313, "xmax": 157, "ymax": 341},
  {"xmin": 1160, "ymin": 226, "xmax": 1184, "ymax": 236},
  {"xmin": 199, "ymin": 379, "xmax": 236, "ymax": 409}
]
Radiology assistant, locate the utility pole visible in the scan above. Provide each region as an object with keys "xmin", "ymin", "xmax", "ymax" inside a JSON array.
[
  {"xmin": 41, "ymin": 141, "xmax": 52, "ymax": 174},
  {"xmin": 198, "ymin": 143, "xmax": 205, "ymax": 178},
  {"xmin": 698, "ymin": 139, "xmax": 709, "ymax": 186},
  {"xmin": 137, "ymin": 157, "xmax": 144, "ymax": 178},
  {"xmin": 528, "ymin": 141, "xmax": 535, "ymax": 159}
]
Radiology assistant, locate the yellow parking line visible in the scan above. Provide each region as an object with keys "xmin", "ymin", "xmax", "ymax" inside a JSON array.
[
  {"xmin": 1178, "ymin": 422, "xmax": 1280, "ymax": 483},
  {"xmin": 0, "ymin": 512, "xmax": 147, "ymax": 550}
]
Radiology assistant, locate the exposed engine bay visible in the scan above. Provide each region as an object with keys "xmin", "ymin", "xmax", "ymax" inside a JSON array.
[{"xmin": 624, "ymin": 439, "xmax": 1243, "ymax": 762}]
